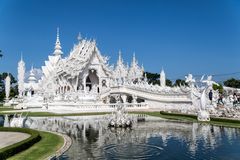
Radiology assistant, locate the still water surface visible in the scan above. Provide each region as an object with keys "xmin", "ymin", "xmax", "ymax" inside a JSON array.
[{"xmin": 2, "ymin": 115, "xmax": 240, "ymax": 159}]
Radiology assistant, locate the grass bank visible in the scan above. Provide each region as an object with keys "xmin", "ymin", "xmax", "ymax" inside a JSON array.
[
  {"xmin": 0, "ymin": 107, "xmax": 15, "ymax": 112},
  {"xmin": 0, "ymin": 127, "xmax": 41, "ymax": 159},
  {"xmin": 137, "ymin": 111, "xmax": 240, "ymax": 129},
  {"xmin": 8, "ymin": 131, "xmax": 64, "ymax": 160}
]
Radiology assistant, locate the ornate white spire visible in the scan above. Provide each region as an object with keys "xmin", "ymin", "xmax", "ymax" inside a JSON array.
[
  {"xmin": 160, "ymin": 68, "xmax": 166, "ymax": 87},
  {"xmin": 53, "ymin": 27, "xmax": 63, "ymax": 56},
  {"xmin": 117, "ymin": 50, "xmax": 123, "ymax": 65},
  {"xmin": 144, "ymin": 72, "xmax": 148, "ymax": 82},
  {"xmin": 114, "ymin": 50, "xmax": 128, "ymax": 80},
  {"xmin": 20, "ymin": 52, "xmax": 23, "ymax": 62},
  {"xmin": 77, "ymin": 32, "xmax": 82, "ymax": 41},
  {"xmin": 5, "ymin": 74, "xmax": 11, "ymax": 101},
  {"xmin": 132, "ymin": 52, "xmax": 137, "ymax": 66},
  {"xmin": 128, "ymin": 53, "xmax": 143, "ymax": 81},
  {"xmin": 18, "ymin": 54, "xmax": 25, "ymax": 97},
  {"xmin": 28, "ymin": 65, "xmax": 37, "ymax": 83}
]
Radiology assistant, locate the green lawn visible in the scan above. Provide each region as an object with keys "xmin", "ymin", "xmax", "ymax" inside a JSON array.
[
  {"xmin": 8, "ymin": 131, "xmax": 64, "ymax": 160},
  {"xmin": 0, "ymin": 107, "xmax": 15, "ymax": 112},
  {"xmin": 129, "ymin": 111, "xmax": 198, "ymax": 123}
]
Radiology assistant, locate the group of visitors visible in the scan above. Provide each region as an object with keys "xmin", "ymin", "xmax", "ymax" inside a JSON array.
[
  {"xmin": 208, "ymin": 90, "xmax": 224, "ymax": 105},
  {"xmin": 208, "ymin": 90, "xmax": 240, "ymax": 107}
]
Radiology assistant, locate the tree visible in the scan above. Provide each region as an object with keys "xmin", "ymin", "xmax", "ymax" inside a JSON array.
[
  {"xmin": 145, "ymin": 72, "xmax": 160, "ymax": 85},
  {"xmin": 223, "ymin": 78, "xmax": 240, "ymax": 88},
  {"xmin": 174, "ymin": 79, "xmax": 188, "ymax": 87},
  {"xmin": 213, "ymin": 83, "xmax": 224, "ymax": 94},
  {"xmin": 0, "ymin": 72, "xmax": 17, "ymax": 84},
  {"xmin": 0, "ymin": 72, "xmax": 18, "ymax": 102},
  {"xmin": 0, "ymin": 50, "xmax": 2, "ymax": 58},
  {"xmin": 145, "ymin": 71, "xmax": 172, "ymax": 87},
  {"xmin": 166, "ymin": 79, "xmax": 172, "ymax": 87}
]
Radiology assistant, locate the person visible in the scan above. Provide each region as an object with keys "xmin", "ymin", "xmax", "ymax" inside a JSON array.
[
  {"xmin": 237, "ymin": 95, "xmax": 240, "ymax": 103},
  {"xmin": 233, "ymin": 93, "xmax": 238, "ymax": 107},
  {"xmin": 218, "ymin": 94, "xmax": 224, "ymax": 105},
  {"xmin": 209, "ymin": 90, "xmax": 213, "ymax": 104}
]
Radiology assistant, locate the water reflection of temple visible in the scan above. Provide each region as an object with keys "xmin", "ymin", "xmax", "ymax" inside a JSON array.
[{"xmin": 26, "ymin": 116, "xmax": 240, "ymax": 159}]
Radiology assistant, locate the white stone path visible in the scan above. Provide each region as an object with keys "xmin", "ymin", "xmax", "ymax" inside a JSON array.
[{"xmin": 0, "ymin": 132, "xmax": 30, "ymax": 149}]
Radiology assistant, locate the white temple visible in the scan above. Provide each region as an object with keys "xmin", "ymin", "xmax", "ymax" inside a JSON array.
[{"xmin": 16, "ymin": 29, "xmax": 195, "ymax": 112}]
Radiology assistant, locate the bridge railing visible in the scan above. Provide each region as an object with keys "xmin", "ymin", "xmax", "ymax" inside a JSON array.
[{"xmin": 64, "ymin": 102, "xmax": 149, "ymax": 110}]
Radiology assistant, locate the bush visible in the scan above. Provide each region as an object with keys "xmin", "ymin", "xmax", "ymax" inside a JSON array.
[
  {"xmin": 0, "ymin": 127, "xmax": 41, "ymax": 159},
  {"xmin": 212, "ymin": 84, "xmax": 224, "ymax": 94},
  {"xmin": 210, "ymin": 117, "xmax": 240, "ymax": 124},
  {"xmin": 160, "ymin": 111, "xmax": 240, "ymax": 125},
  {"xmin": 160, "ymin": 111, "xmax": 197, "ymax": 119},
  {"xmin": 224, "ymin": 78, "xmax": 240, "ymax": 88}
]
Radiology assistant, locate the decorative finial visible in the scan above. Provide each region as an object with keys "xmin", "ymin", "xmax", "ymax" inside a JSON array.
[
  {"xmin": 57, "ymin": 27, "xmax": 59, "ymax": 38},
  {"xmin": 144, "ymin": 72, "xmax": 148, "ymax": 82},
  {"xmin": 20, "ymin": 52, "xmax": 23, "ymax": 61},
  {"xmin": 132, "ymin": 52, "xmax": 137, "ymax": 65},
  {"xmin": 119, "ymin": 50, "xmax": 122, "ymax": 59},
  {"xmin": 31, "ymin": 64, "xmax": 34, "ymax": 71},
  {"xmin": 77, "ymin": 32, "xmax": 82, "ymax": 41},
  {"xmin": 53, "ymin": 27, "xmax": 63, "ymax": 56}
]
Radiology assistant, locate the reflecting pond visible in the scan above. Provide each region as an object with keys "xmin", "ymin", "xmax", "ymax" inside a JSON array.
[{"xmin": 3, "ymin": 115, "xmax": 240, "ymax": 159}]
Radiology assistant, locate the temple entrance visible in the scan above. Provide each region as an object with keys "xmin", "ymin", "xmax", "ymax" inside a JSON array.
[{"xmin": 85, "ymin": 70, "xmax": 99, "ymax": 93}]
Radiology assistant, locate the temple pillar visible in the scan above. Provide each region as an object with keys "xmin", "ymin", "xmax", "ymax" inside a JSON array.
[
  {"xmin": 132, "ymin": 95, "xmax": 137, "ymax": 107},
  {"xmin": 83, "ymin": 76, "xmax": 86, "ymax": 93},
  {"xmin": 99, "ymin": 77, "xmax": 102, "ymax": 93},
  {"xmin": 121, "ymin": 94, "xmax": 127, "ymax": 103}
]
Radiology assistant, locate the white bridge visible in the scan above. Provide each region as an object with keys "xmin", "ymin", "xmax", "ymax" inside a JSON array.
[{"xmin": 102, "ymin": 85, "xmax": 192, "ymax": 103}]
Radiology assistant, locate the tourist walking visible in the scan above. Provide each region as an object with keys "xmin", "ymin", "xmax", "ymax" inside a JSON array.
[{"xmin": 218, "ymin": 94, "xmax": 224, "ymax": 105}]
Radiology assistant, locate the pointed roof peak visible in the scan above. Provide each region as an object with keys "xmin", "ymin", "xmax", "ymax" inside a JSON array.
[
  {"xmin": 30, "ymin": 64, "xmax": 34, "ymax": 72},
  {"xmin": 77, "ymin": 32, "xmax": 82, "ymax": 41},
  {"xmin": 118, "ymin": 50, "xmax": 122, "ymax": 57},
  {"xmin": 131, "ymin": 52, "xmax": 137, "ymax": 65},
  {"xmin": 160, "ymin": 67, "xmax": 165, "ymax": 75},
  {"xmin": 117, "ymin": 50, "xmax": 124, "ymax": 64},
  {"xmin": 161, "ymin": 67, "xmax": 164, "ymax": 72},
  {"xmin": 20, "ymin": 52, "xmax": 24, "ymax": 62},
  {"xmin": 18, "ymin": 52, "xmax": 25, "ymax": 66},
  {"xmin": 53, "ymin": 27, "xmax": 63, "ymax": 56},
  {"xmin": 57, "ymin": 27, "xmax": 59, "ymax": 38}
]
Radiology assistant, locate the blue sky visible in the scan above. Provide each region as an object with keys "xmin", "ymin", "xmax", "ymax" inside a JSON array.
[{"xmin": 0, "ymin": 0, "xmax": 240, "ymax": 82}]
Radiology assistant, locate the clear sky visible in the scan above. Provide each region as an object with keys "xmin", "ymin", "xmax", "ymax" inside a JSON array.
[{"xmin": 0, "ymin": 0, "xmax": 240, "ymax": 82}]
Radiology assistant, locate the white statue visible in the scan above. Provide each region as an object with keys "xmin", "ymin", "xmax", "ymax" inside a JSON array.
[
  {"xmin": 3, "ymin": 115, "xmax": 10, "ymax": 127},
  {"xmin": 196, "ymin": 75, "xmax": 218, "ymax": 121},
  {"xmin": 197, "ymin": 88, "xmax": 210, "ymax": 121},
  {"xmin": 185, "ymin": 74, "xmax": 195, "ymax": 88},
  {"xmin": 201, "ymin": 75, "xmax": 218, "ymax": 87}
]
